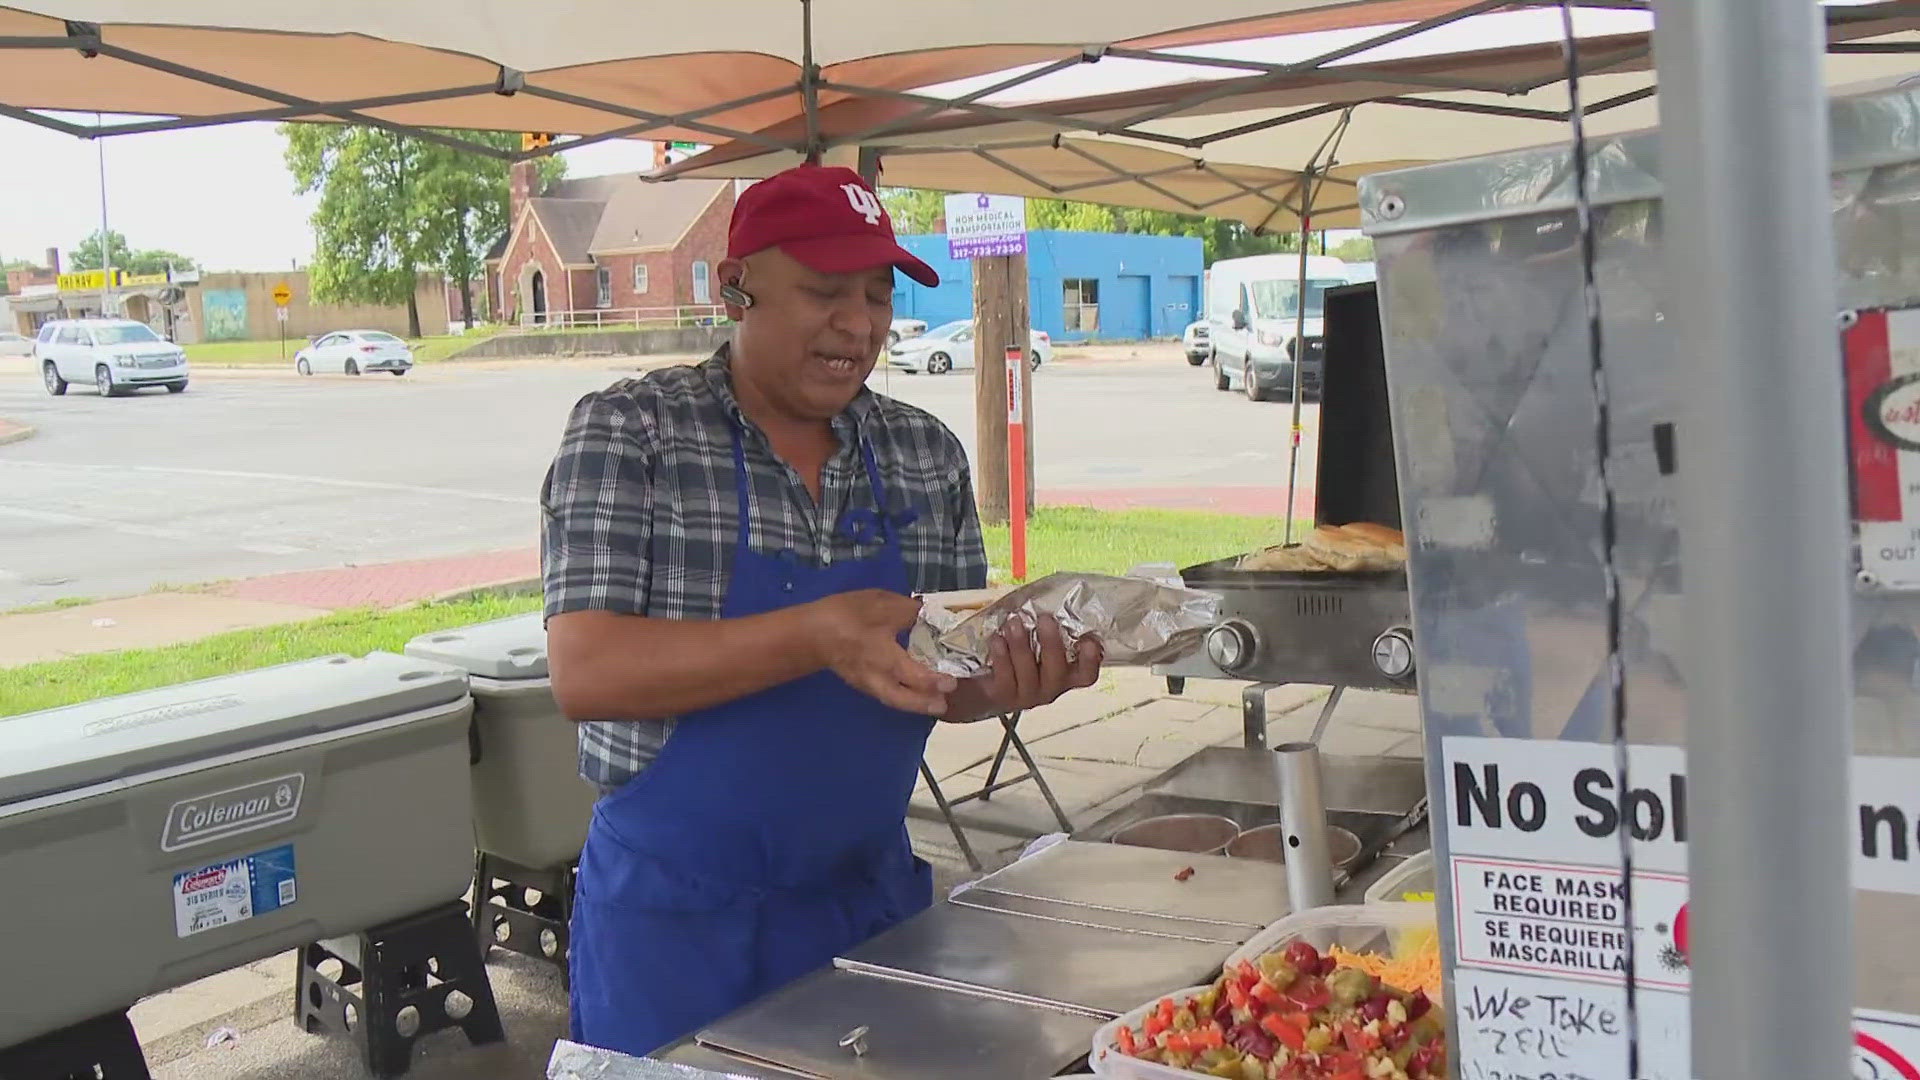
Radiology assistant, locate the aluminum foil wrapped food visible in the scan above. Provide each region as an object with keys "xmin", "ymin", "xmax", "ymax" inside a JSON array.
[
  {"xmin": 547, "ymin": 1040, "xmax": 759, "ymax": 1079},
  {"xmin": 908, "ymin": 571, "xmax": 1221, "ymax": 679}
]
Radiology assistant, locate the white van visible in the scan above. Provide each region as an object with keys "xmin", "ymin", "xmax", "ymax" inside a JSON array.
[{"xmin": 1202, "ymin": 254, "xmax": 1351, "ymax": 401}]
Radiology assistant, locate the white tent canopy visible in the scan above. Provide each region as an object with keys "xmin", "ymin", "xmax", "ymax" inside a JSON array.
[
  {"xmin": 0, "ymin": 0, "xmax": 1474, "ymax": 157},
  {"xmin": 650, "ymin": 4, "xmax": 1920, "ymax": 227}
]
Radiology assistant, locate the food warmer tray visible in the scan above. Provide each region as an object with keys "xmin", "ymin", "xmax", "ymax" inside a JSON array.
[
  {"xmin": 948, "ymin": 888, "xmax": 1253, "ymax": 945},
  {"xmin": 956, "ymin": 840, "xmax": 1285, "ymax": 932},
  {"xmin": 696, "ymin": 966, "xmax": 1101, "ymax": 1080},
  {"xmin": 834, "ymin": 900, "xmax": 1235, "ymax": 1019}
]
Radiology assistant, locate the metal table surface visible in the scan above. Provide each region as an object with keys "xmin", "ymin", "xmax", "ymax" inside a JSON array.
[
  {"xmin": 958, "ymin": 839, "xmax": 1287, "ymax": 931},
  {"xmin": 835, "ymin": 898, "xmax": 1236, "ymax": 1018},
  {"xmin": 695, "ymin": 967, "xmax": 1102, "ymax": 1080},
  {"xmin": 949, "ymin": 887, "xmax": 1255, "ymax": 944},
  {"xmin": 1144, "ymin": 746, "xmax": 1428, "ymax": 815}
]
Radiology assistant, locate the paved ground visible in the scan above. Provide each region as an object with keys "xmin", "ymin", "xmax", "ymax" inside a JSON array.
[{"xmin": 0, "ymin": 345, "xmax": 1319, "ymax": 610}]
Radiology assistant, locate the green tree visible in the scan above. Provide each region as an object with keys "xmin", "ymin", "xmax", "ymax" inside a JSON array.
[
  {"xmin": 72, "ymin": 230, "xmax": 199, "ymax": 277},
  {"xmin": 281, "ymin": 125, "xmax": 561, "ymax": 336},
  {"xmin": 1330, "ymin": 236, "xmax": 1374, "ymax": 262},
  {"xmin": 878, "ymin": 186, "xmax": 1310, "ymax": 263},
  {"xmin": 879, "ymin": 188, "xmax": 943, "ymax": 234}
]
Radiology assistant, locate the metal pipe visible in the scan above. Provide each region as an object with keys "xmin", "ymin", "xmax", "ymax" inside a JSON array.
[
  {"xmin": 96, "ymin": 113, "xmax": 109, "ymax": 317},
  {"xmin": 1272, "ymin": 741, "xmax": 1337, "ymax": 912},
  {"xmin": 1651, "ymin": 4, "xmax": 1856, "ymax": 1080}
]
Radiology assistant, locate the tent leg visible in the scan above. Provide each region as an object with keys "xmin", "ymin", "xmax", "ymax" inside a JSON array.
[{"xmin": 1652, "ymin": 3, "xmax": 1855, "ymax": 1079}]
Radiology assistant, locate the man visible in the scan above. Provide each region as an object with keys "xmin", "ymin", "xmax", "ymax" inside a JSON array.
[{"xmin": 541, "ymin": 164, "xmax": 1103, "ymax": 1056}]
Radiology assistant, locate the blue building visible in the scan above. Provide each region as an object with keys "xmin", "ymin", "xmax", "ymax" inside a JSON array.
[{"xmin": 892, "ymin": 230, "xmax": 1204, "ymax": 342}]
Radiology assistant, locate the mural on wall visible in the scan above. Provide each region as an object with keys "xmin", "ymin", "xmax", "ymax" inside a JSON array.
[{"xmin": 202, "ymin": 289, "xmax": 249, "ymax": 341}]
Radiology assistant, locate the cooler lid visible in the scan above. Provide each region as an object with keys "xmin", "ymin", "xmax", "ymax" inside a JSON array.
[
  {"xmin": 403, "ymin": 612, "xmax": 547, "ymax": 680},
  {"xmin": 0, "ymin": 651, "xmax": 469, "ymax": 807}
]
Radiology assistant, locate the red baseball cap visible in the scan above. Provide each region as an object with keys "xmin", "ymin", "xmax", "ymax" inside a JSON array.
[{"xmin": 727, "ymin": 165, "xmax": 939, "ymax": 287}]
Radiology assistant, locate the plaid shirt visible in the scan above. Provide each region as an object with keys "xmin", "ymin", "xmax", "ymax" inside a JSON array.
[{"xmin": 541, "ymin": 344, "xmax": 989, "ymax": 789}]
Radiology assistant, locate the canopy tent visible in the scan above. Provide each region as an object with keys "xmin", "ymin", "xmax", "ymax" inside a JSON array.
[
  {"xmin": 0, "ymin": 0, "xmax": 1495, "ymax": 159},
  {"xmin": 648, "ymin": 3, "xmax": 1920, "ymax": 228}
]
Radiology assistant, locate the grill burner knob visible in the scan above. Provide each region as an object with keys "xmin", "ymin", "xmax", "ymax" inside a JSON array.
[
  {"xmin": 1207, "ymin": 621, "xmax": 1257, "ymax": 672},
  {"xmin": 1372, "ymin": 627, "xmax": 1416, "ymax": 680}
]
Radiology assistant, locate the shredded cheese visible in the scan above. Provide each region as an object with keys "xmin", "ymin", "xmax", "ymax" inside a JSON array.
[{"xmin": 1330, "ymin": 937, "xmax": 1444, "ymax": 1002}]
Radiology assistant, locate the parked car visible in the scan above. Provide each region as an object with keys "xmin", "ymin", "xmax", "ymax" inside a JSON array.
[
  {"xmin": 0, "ymin": 332, "xmax": 34, "ymax": 358},
  {"xmin": 35, "ymin": 318, "xmax": 188, "ymax": 397},
  {"xmin": 1181, "ymin": 320, "xmax": 1211, "ymax": 366},
  {"xmin": 886, "ymin": 318, "xmax": 929, "ymax": 348},
  {"xmin": 294, "ymin": 330, "xmax": 414, "ymax": 376},
  {"xmin": 886, "ymin": 320, "xmax": 1051, "ymax": 374}
]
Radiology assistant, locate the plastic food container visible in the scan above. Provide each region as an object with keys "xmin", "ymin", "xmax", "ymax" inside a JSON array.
[
  {"xmin": 1224, "ymin": 823, "xmax": 1362, "ymax": 868},
  {"xmin": 1364, "ymin": 850, "xmax": 1436, "ymax": 904},
  {"xmin": 1093, "ymin": 904, "xmax": 1441, "ymax": 1080},
  {"xmin": 1362, "ymin": 854, "xmax": 1440, "ymax": 956},
  {"xmin": 1109, "ymin": 814, "xmax": 1240, "ymax": 855},
  {"xmin": 1090, "ymin": 984, "xmax": 1219, "ymax": 1080}
]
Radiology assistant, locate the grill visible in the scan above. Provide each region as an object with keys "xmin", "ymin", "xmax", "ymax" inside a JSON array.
[{"xmin": 1157, "ymin": 283, "xmax": 1415, "ymax": 691}]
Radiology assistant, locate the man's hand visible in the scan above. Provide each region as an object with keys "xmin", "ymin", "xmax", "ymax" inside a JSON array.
[
  {"xmin": 810, "ymin": 589, "xmax": 957, "ymax": 716},
  {"xmin": 944, "ymin": 614, "xmax": 1103, "ymax": 723}
]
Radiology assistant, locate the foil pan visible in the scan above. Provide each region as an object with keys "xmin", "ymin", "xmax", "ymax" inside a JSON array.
[{"xmin": 908, "ymin": 572, "xmax": 1220, "ymax": 679}]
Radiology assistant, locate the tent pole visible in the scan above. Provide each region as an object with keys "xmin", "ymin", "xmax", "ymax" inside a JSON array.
[
  {"xmin": 1651, "ymin": 3, "xmax": 1856, "ymax": 1079},
  {"xmin": 800, "ymin": 0, "xmax": 821, "ymax": 164}
]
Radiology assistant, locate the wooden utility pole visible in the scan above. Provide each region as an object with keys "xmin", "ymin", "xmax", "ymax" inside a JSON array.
[{"xmin": 972, "ymin": 252, "xmax": 1033, "ymax": 524}]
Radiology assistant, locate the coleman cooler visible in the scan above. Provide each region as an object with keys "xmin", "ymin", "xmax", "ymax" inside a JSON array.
[
  {"xmin": 0, "ymin": 651, "xmax": 476, "ymax": 1051},
  {"xmin": 405, "ymin": 612, "xmax": 595, "ymax": 977}
]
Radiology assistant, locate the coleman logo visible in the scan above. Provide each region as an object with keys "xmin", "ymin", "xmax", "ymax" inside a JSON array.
[
  {"xmin": 842, "ymin": 183, "xmax": 883, "ymax": 226},
  {"xmin": 161, "ymin": 774, "xmax": 305, "ymax": 853}
]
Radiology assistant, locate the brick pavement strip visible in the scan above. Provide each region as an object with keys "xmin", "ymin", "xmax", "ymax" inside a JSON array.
[{"xmin": 213, "ymin": 547, "xmax": 540, "ymax": 609}]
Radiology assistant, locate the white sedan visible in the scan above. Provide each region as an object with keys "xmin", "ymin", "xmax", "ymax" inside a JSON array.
[
  {"xmin": 294, "ymin": 330, "xmax": 414, "ymax": 376},
  {"xmin": 0, "ymin": 332, "xmax": 34, "ymax": 358},
  {"xmin": 886, "ymin": 320, "xmax": 1052, "ymax": 374}
]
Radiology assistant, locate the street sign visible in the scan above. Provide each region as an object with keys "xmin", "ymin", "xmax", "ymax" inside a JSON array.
[
  {"xmin": 276, "ymin": 307, "xmax": 289, "ymax": 323},
  {"xmin": 944, "ymin": 193, "xmax": 1027, "ymax": 260},
  {"xmin": 272, "ymin": 282, "xmax": 292, "ymax": 307}
]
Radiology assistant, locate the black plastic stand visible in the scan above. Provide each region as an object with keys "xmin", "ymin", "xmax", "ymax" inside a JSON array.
[
  {"xmin": 470, "ymin": 851, "xmax": 575, "ymax": 988},
  {"xmin": 296, "ymin": 900, "xmax": 505, "ymax": 1078},
  {"xmin": 0, "ymin": 1011, "xmax": 151, "ymax": 1080}
]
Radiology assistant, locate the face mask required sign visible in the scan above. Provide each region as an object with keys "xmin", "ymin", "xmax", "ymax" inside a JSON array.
[{"xmin": 1442, "ymin": 735, "xmax": 1920, "ymax": 1080}]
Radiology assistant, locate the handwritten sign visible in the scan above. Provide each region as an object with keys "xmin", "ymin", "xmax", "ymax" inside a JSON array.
[{"xmin": 1457, "ymin": 969, "xmax": 1920, "ymax": 1080}]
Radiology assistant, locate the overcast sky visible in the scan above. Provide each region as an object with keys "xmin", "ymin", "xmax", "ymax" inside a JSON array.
[{"xmin": 0, "ymin": 7, "xmax": 1656, "ymax": 273}]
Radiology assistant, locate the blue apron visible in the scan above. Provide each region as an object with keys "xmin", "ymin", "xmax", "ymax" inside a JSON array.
[{"xmin": 568, "ymin": 421, "xmax": 936, "ymax": 1057}]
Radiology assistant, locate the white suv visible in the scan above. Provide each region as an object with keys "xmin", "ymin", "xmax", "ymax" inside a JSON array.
[{"xmin": 36, "ymin": 319, "xmax": 189, "ymax": 397}]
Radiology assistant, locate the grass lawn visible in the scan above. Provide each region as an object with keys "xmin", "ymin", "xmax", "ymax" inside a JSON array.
[
  {"xmin": 183, "ymin": 333, "xmax": 481, "ymax": 368},
  {"xmin": 1, "ymin": 592, "xmax": 541, "ymax": 718},
  {"xmin": 1, "ymin": 508, "xmax": 1298, "ymax": 717}
]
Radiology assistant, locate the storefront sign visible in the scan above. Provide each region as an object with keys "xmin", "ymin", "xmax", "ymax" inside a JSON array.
[
  {"xmin": 57, "ymin": 269, "xmax": 119, "ymax": 291},
  {"xmin": 122, "ymin": 271, "xmax": 170, "ymax": 286},
  {"xmin": 945, "ymin": 192, "xmax": 1027, "ymax": 260}
]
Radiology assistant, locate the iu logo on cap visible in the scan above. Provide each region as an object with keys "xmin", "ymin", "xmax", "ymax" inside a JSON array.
[{"xmin": 842, "ymin": 183, "xmax": 884, "ymax": 226}]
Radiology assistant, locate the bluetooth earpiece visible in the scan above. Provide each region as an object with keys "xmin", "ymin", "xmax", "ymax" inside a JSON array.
[{"xmin": 720, "ymin": 279, "xmax": 755, "ymax": 309}]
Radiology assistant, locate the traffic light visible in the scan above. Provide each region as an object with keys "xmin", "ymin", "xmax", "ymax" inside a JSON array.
[{"xmin": 521, "ymin": 132, "xmax": 554, "ymax": 152}]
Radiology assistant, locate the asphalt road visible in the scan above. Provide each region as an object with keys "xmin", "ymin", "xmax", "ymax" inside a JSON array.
[{"xmin": 0, "ymin": 348, "xmax": 1319, "ymax": 609}]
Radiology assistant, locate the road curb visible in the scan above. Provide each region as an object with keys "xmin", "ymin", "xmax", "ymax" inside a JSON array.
[
  {"xmin": 427, "ymin": 575, "xmax": 543, "ymax": 607},
  {"xmin": 0, "ymin": 419, "xmax": 37, "ymax": 446}
]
